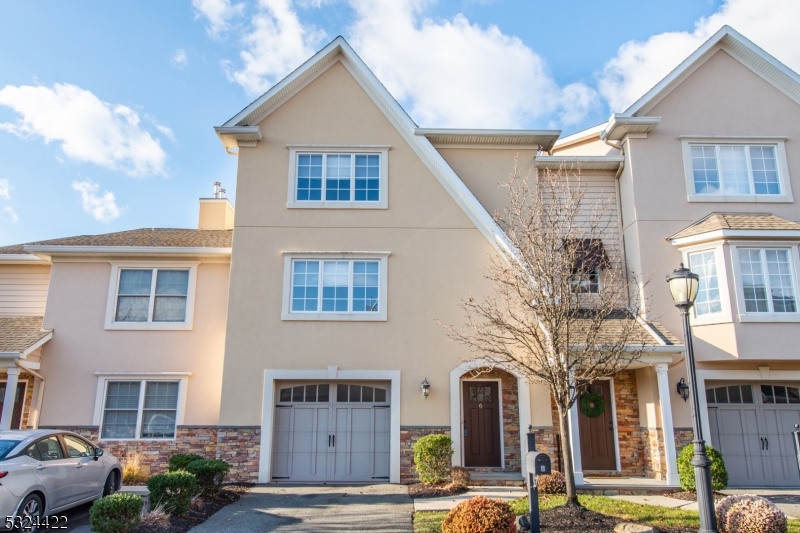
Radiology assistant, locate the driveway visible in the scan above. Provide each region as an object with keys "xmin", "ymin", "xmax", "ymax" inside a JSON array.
[{"xmin": 189, "ymin": 483, "xmax": 413, "ymax": 532}]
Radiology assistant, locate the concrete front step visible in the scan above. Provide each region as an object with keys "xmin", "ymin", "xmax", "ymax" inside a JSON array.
[{"xmin": 469, "ymin": 472, "xmax": 524, "ymax": 487}]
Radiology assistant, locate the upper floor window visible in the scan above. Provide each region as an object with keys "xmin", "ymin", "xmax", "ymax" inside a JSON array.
[
  {"xmin": 106, "ymin": 263, "xmax": 197, "ymax": 330},
  {"xmin": 281, "ymin": 253, "xmax": 389, "ymax": 321},
  {"xmin": 681, "ymin": 139, "xmax": 792, "ymax": 203},
  {"xmin": 688, "ymin": 250, "xmax": 722, "ymax": 316},
  {"xmin": 570, "ymin": 269, "xmax": 600, "ymax": 294},
  {"xmin": 287, "ymin": 146, "xmax": 389, "ymax": 209},
  {"xmin": 736, "ymin": 247, "xmax": 798, "ymax": 316}
]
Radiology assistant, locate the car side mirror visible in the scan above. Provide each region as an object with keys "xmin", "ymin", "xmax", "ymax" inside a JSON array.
[{"xmin": 94, "ymin": 448, "xmax": 104, "ymax": 460}]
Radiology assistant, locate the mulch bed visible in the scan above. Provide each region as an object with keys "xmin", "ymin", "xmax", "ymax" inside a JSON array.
[
  {"xmin": 133, "ymin": 485, "xmax": 251, "ymax": 533},
  {"xmin": 536, "ymin": 504, "xmax": 695, "ymax": 533},
  {"xmin": 667, "ymin": 490, "xmax": 726, "ymax": 503},
  {"xmin": 408, "ymin": 482, "xmax": 469, "ymax": 499}
]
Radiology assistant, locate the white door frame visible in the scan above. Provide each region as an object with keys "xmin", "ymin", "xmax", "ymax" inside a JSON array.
[
  {"xmin": 260, "ymin": 367, "xmax": 401, "ymax": 483},
  {"xmin": 449, "ymin": 359, "xmax": 531, "ymax": 477}
]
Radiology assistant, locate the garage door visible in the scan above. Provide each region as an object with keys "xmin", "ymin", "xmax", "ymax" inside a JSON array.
[
  {"xmin": 708, "ymin": 383, "xmax": 800, "ymax": 487},
  {"xmin": 271, "ymin": 382, "xmax": 390, "ymax": 482}
]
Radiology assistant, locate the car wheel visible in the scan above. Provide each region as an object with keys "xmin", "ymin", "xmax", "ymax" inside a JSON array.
[
  {"xmin": 16, "ymin": 493, "xmax": 42, "ymax": 531},
  {"xmin": 103, "ymin": 470, "xmax": 119, "ymax": 497}
]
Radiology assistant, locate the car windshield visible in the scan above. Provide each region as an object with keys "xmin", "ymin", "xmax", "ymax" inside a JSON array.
[{"xmin": 0, "ymin": 440, "xmax": 22, "ymax": 460}]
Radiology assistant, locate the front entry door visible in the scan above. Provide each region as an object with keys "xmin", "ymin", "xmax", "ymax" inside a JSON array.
[
  {"xmin": 579, "ymin": 380, "xmax": 617, "ymax": 471},
  {"xmin": 462, "ymin": 381, "xmax": 501, "ymax": 467}
]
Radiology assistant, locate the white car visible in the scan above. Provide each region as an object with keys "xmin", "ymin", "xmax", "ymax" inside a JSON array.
[{"xmin": 0, "ymin": 430, "xmax": 121, "ymax": 531}]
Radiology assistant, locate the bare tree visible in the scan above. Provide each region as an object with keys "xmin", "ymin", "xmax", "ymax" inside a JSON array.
[{"xmin": 443, "ymin": 162, "xmax": 651, "ymax": 505}]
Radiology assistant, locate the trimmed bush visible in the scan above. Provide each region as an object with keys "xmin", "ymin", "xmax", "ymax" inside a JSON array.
[
  {"xmin": 441, "ymin": 496, "xmax": 516, "ymax": 533},
  {"xmin": 89, "ymin": 492, "xmax": 143, "ymax": 533},
  {"xmin": 716, "ymin": 494, "xmax": 787, "ymax": 533},
  {"xmin": 147, "ymin": 470, "xmax": 198, "ymax": 516},
  {"xmin": 536, "ymin": 471, "xmax": 566, "ymax": 494},
  {"xmin": 449, "ymin": 466, "xmax": 471, "ymax": 489},
  {"xmin": 167, "ymin": 453, "xmax": 204, "ymax": 472},
  {"xmin": 677, "ymin": 444, "xmax": 728, "ymax": 491},
  {"xmin": 186, "ymin": 458, "xmax": 231, "ymax": 494},
  {"xmin": 413, "ymin": 434, "xmax": 453, "ymax": 485}
]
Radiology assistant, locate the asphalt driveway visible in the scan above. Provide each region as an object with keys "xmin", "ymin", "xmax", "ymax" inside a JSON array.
[{"xmin": 189, "ymin": 483, "xmax": 413, "ymax": 532}]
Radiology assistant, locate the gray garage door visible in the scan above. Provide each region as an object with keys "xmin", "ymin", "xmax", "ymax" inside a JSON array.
[
  {"xmin": 271, "ymin": 382, "xmax": 390, "ymax": 482},
  {"xmin": 707, "ymin": 383, "xmax": 800, "ymax": 487}
]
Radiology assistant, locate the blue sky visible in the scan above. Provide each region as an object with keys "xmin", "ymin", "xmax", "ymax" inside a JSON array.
[{"xmin": 1, "ymin": 0, "xmax": 797, "ymax": 246}]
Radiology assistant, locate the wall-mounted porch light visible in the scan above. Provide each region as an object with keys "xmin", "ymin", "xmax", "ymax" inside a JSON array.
[
  {"xmin": 676, "ymin": 377, "xmax": 690, "ymax": 402},
  {"xmin": 421, "ymin": 378, "xmax": 430, "ymax": 399}
]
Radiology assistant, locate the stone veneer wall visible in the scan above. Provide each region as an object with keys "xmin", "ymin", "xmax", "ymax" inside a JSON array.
[
  {"xmin": 216, "ymin": 427, "xmax": 261, "ymax": 482},
  {"xmin": 642, "ymin": 427, "xmax": 666, "ymax": 479},
  {"xmin": 613, "ymin": 371, "xmax": 645, "ymax": 476},
  {"xmin": 400, "ymin": 426, "xmax": 450, "ymax": 483},
  {"xmin": 674, "ymin": 428, "xmax": 693, "ymax": 455}
]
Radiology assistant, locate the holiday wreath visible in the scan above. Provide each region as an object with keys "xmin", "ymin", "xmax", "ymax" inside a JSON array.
[{"xmin": 579, "ymin": 392, "xmax": 605, "ymax": 418}]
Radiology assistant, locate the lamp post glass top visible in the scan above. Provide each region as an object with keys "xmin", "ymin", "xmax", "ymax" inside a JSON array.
[{"xmin": 667, "ymin": 263, "xmax": 699, "ymax": 308}]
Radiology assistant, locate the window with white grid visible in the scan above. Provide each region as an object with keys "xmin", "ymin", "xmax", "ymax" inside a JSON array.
[
  {"xmin": 114, "ymin": 268, "xmax": 189, "ymax": 323},
  {"xmin": 100, "ymin": 380, "xmax": 179, "ymax": 440},
  {"xmin": 295, "ymin": 153, "xmax": 381, "ymax": 204},
  {"xmin": 688, "ymin": 250, "xmax": 722, "ymax": 316},
  {"xmin": 737, "ymin": 248, "xmax": 797, "ymax": 314}
]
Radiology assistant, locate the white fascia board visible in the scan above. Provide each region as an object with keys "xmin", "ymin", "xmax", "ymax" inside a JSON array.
[
  {"xmin": 415, "ymin": 128, "xmax": 561, "ymax": 151},
  {"xmin": 535, "ymin": 155, "xmax": 625, "ymax": 170},
  {"xmin": 670, "ymin": 229, "xmax": 800, "ymax": 247},
  {"xmin": 552, "ymin": 123, "xmax": 608, "ymax": 150},
  {"xmin": 0, "ymin": 254, "xmax": 50, "ymax": 265},
  {"xmin": 20, "ymin": 333, "xmax": 53, "ymax": 359},
  {"xmin": 600, "ymin": 114, "xmax": 661, "ymax": 141},
  {"xmin": 23, "ymin": 245, "xmax": 232, "ymax": 256}
]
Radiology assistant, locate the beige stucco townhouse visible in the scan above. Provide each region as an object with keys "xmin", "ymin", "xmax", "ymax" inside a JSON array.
[{"xmin": 1, "ymin": 25, "xmax": 799, "ymax": 489}]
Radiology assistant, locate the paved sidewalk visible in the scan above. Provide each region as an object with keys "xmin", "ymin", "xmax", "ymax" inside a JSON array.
[
  {"xmin": 189, "ymin": 484, "xmax": 413, "ymax": 532},
  {"xmin": 610, "ymin": 490, "xmax": 800, "ymax": 519},
  {"xmin": 413, "ymin": 487, "xmax": 526, "ymax": 512}
]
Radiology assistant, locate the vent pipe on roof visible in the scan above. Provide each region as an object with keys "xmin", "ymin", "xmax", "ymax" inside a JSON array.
[{"xmin": 213, "ymin": 182, "xmax": 227, "ymax": 198}]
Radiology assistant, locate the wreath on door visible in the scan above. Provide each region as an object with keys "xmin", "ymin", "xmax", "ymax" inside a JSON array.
[{"xmin": 579, "ymin": 392, "xmax": 605, "ymax": 418}]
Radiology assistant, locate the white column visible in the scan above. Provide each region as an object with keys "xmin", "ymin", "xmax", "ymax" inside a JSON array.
[
  {"xmin": 0, "ymin": 368, "xmax": 20, "ymax": 431},
  {"xmin": 655, "ymin": 363, "xmax": 679, "ymax": 486},
  {"xmin": 568, "ymin": 400, "xmax": 584, "ymax": 485}
]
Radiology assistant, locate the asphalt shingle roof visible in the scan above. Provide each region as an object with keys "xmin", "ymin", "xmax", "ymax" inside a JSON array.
[
  {"xmin": 0, "ymin": 317, "xmax": 52, "ymax": 353},
  {"xmin": 670, "ymin": 213, "xmax": 800, "ymax": 240},
  {"xmin": 571, "ymin": 310, "xmax": 680, "ymax": 346}
]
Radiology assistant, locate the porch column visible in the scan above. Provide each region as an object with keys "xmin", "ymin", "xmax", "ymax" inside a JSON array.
[
  {"xmin": 568, "ymin": 400, "xmax": 584, "ymax": 485},
  {"xmin": 655, "ymin": 363, "xmax": 678, "ymax": 486},
  {"xmin": 0, "ymin": 368, "xmax": 20, "ymax": 431}
]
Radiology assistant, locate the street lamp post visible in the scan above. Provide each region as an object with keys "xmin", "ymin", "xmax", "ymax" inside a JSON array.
[{"xmin": 666, "ymin": 263, "xmax": 718, "ymax": 533}]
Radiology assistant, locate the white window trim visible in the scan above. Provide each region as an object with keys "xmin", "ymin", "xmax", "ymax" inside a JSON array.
[
  {"xmin": 281, "ymin": 251, "xmax": 389, "ymax": 321},
  {"xmin": 680, "ymin": 137, "xmax": 793, "ymax": 203},
  {"xmin": 92, "ymin": 372, "xmax": 190, "ymax": 442},
  {"xmin": 286, "ymin": 145, "xmax": 389, "ymax": 209},
  {"xmin": 730, "ymin": 242, "xmax": 800, "ymax": 322},
  {"xmin": 681, "ymin": 244, "xmax": 733, "ymax": 325},
  {"xmin": 104, "ymin": 262, "xmax": 199, "ymax": 331}
]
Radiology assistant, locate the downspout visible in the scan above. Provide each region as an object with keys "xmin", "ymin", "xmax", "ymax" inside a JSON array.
[{"xmin": 15, "ymin": 361, "xmax": 44, "ymax": 429}]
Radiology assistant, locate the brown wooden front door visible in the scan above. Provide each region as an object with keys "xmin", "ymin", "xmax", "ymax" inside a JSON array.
[
  {"xmin": 578, "ymin": 380, "xmax": 617, "ymax": 471},
  {"xmin": 462, "ymin": 381, "xmax": 501, "ymax": 467},
  {"xmin": 0, "ymin": 383, "xmax": 26, "ymax": 429}
]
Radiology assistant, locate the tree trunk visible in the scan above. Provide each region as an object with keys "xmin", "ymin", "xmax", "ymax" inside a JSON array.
[{"xmin": 557, "ymin": 404, "xmax": 580, "ymax": 505}]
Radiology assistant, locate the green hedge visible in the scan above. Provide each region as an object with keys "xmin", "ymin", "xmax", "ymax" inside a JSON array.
[
  {"xmin": 413, "ymin": 434, "xmax": 453, "ymax": 485},
  {"xmin": 89, "ymin": 493, "xmax": 143, "ymax": 533},
  {"xmin": 147, "ymin": 470, "xmax": 198, "ymax": 515},
  {"xmin": 186, "ymin": 459, "xmax": 231, "ymax": 494},
  {"xmin": 167, "ymin": 453, "xmax": 204, "ymax": 472},
  {"xmin": 677, "ymin": 444, "xmax": 729, "ymax": 491}
]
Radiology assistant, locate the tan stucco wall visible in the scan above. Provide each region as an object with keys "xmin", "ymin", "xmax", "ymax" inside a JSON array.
[
  {"xmin": 39, "ymin": 260, "xmax": 229, "ymax": 426},
  {"xmin": 552, "ymin": 136, "xmax": 620, "ymax": 156},
  {"xmin": 198, "ymin": 199, "xmax": 235, "ymax": 230}
]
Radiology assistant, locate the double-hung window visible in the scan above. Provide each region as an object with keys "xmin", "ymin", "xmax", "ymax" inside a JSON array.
[
  {"xmin": 736, "ymin": 247, "xmax": 798, "ymax": 315},
  {"xmin": 570, "ymin": 269, "xmax": 600, "ymax": 294},
  {"xmin": 100, "ymin": 380, "xmax": 180, "ymax": 440},
  {"xmin": 282, "ymin": 254, "xmax": 389, "ymax": 321},
  {"xmin": 688, "ymin": 250, "xmax": 722, "ymax": 316},
  {"xmin": 682, "ymin": 140, "xmax": 792, "ymax": 202},
  {"xmin": 288, "ymin": 147, "xmax": 389, "ymax": 208},
  {"xmin": 106, "ymin": 264, "xmax": 197, "ymax": 330}
]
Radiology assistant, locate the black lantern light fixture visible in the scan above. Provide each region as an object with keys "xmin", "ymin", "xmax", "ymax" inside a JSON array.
[
  {"xmin": 676, "ymin": 378, "xmax": 690, "ymax": 402},
  {"xmin": 421, "ymin": 378, "xmax": 430, "ymax": 400},
  {"xmin": 666, "ymin": 263, "xmax": 718, "ymax": 533}
]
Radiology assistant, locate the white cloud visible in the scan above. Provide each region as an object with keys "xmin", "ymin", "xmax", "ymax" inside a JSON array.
[
  {"xmin": 155, "ymin": 124, "xmax": 177, "ymax": 142},
  {"xmin": 171, "ymin": 49, "xmax": 189, "ymax": 69},
  {"xmin": 71, "ymin": 180, "xmax": 122, "ymax": 223},
  {"xmin": 1, "ymin": 207, "xmax": 18, "ymax": 224},
  {"xmin": 598, "ymin": 0, "xmax": 800, "ymax": 112},
  {"xmin": 192, "ymin": 0, "xmax": 245, "ymax": 38},
  {"xmin": 0, "ymin": 179, "xmax": 9, "ymax": 200},
  {"xmin": 0, "ymin": 83, "xmax": 168, "ymax": 177},
  {"xmin": 227, "ymin": 0, "xmax": 326, "ymax": 96},
  {"xmin": 348, "ymin": 0, "xmax": 595, "ymax": 128}
]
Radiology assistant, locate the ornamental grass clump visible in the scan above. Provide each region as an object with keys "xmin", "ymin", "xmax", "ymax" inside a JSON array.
[
  {"xmin": 716, "ymin": 494, "xmax": 787, "ymax": 533},
  {"xmin": 412, "ymin": 434, "xmax": 453, "ymax": 485},
  {"xmin": 89, "ymin": 492, "xmax": 143, "ymax": 533},
  {"xmin": 677, "ymin": 444, "xmax": 729, "ymax": 491},
  {"xmin": 441, "ymin": 496, "xmax": 516, "ymax": 533},
  {"xmin": 536, "ymin": 470, "xmax": 566, "ymax": 494}
]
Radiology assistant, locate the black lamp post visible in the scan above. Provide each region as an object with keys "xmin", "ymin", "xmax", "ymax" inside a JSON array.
[{"xmin": 666, "ymin": 263, "xmax": 718, "ymax": 533}]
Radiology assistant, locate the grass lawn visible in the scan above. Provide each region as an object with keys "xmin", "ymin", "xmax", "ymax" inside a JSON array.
[{"xmin": 413, "ymin": 494, "xmax": 800, "ymax": 533}]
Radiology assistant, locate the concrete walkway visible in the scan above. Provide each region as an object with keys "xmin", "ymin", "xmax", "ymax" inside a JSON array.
[
  {"xmin": 610, "ymin": 490, "xmax": 800, "ymax": 519},
  {"xmin": 189, "ymin": 484, "xmax": 413, "ymax": 532},
  {"xmin": 413, "ymin": 487, "xmax": 526, "ymax": 512}
]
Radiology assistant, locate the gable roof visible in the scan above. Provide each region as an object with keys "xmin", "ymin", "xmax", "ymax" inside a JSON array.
[
  {"xmin": 625, "ymin": 25, "xmax": 800, "ymax": 117},
  {"xmin": 669, "ymin": 212, "xmax": 800, "ymax": 244},
  {"xmin": 215, "ymin": 36, "xmax": 513, "ymax": 256}
]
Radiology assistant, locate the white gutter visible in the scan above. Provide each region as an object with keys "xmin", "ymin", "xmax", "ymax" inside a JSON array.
[{"xmin": 0, "ymin": 254, "xmax": 50, "ymax": 265}]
